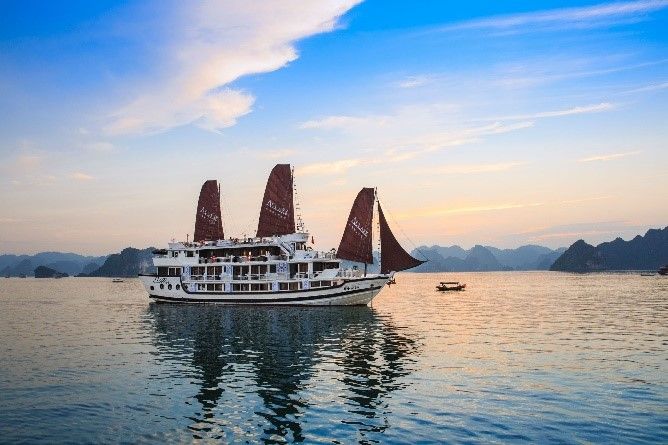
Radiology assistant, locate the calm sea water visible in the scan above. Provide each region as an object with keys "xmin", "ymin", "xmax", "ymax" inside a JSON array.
[{"xmin": 0, "ymin": 273, "xmax": 666, "ymax": 444}]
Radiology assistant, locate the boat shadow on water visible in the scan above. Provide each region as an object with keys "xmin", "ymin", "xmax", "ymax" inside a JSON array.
[{"xmin": 146, "ymin": 304, "xmax": 421, "ymax": 442}]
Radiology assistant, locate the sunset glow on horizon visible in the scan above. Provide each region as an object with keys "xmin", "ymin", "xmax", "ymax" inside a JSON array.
[{"xmin": 1, "ymin": 1, "xmax": 667, "ymax": 255}]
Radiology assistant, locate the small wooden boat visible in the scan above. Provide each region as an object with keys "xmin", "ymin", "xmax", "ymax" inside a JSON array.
[
  {"xmin": 112, "ymin": 278, "xmax": 125, "ymax": 283},
  {"xmin": 658, "ymin": 265, "xmax": 668, "ymax": 276},
  {"xmin": 436, "ymin": 281, "xmax": 466, "ymax": 291},
  {"xmin": 640, "ymin": 272, "xmax": 655, "ymax": 276}
]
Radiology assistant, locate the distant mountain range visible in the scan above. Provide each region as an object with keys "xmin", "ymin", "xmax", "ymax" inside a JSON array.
[
  {"xmin": 34, "ymin": 265, "xmax": 69, "ymax": 278},
  {"xmin": 0, "ymin": 252, "xmax": 107, "ymax": 277},
  {"xmin": 79, "ymin": 247, "xmax": 155, "ymax": 277},
  {"xmin": 409, "ymin": 244, "xmax": 566, "ymax": 272},
  {"xmin": 1, "ymin": 248, "xmax": 155, "ymax": 278},
  {"xmin": 550, "ymin": 227, "xmax": 668, "ymax": 272},
  {"xmin": 2, "ymin": 228, "xmax": 665, "ymax": 277}
]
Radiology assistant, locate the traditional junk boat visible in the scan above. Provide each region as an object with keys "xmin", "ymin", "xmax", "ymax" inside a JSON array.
[{"xmin": 139, "ymin": 164, "xmax": 424, "ymax": 305}]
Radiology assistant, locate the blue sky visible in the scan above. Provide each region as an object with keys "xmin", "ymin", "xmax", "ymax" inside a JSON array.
[{"xmin": 1, "ymin": 0, "xmax": 667, "ymax": 254}]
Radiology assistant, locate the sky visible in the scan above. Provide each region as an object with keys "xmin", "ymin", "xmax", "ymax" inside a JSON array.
[{"xmin": 1, "ymin": 0, "xmax": 667, "ymax": 255}]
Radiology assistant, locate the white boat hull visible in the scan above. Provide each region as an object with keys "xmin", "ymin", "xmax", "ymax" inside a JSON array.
[{"xmin": 139, "ymin": 274, "xmax": 390, "ymax": 306}]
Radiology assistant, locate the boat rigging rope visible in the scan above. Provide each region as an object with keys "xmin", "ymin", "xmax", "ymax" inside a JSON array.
[{"xmin": 377, "ymin": 197, "xmax": 429, "ymax": 262}]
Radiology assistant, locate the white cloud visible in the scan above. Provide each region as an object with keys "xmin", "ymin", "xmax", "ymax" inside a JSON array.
[
  {"xmin": 298, "ymin": 158, "xmax": 367, "ymax": 176},
  {"xmin": 478, "ymin": 103, "xmax": 614, "ymax": 122},
  {"xmin": 397, "ymin": 201, "xmax": 545, "ymax": 220},
  {"xmin": 428, "ymin": 161, "xmax": 528, "ymax": 175},
  {"xmin": 254, "ymin": 148, "xmax": 299, "ymax": 160},
  {"xmin": 105, "ymin": 1, "xmax": 362, "ymax": 135},
  {"xmin": 620, "ymin": 80, "xmax": 668, "ymax": 94},
  {"xmin": 15, "ymin": 154, "xmax": 43, "ymax": 170},
  {"xmin": 84, "ymin": 141, "xmax": 116, "ymax": 153},
  {"xmin": 396, "ymin": 75, "xmax": 433, "ymax": 89},
  {"xmin": 71, "ymin": 172, "xmax": 94, "ymax": 181},
  {"xmin": 442, "ymin": 0, "xmax": 668, "ymax": 33},
  {"xmin": 300, "ymin": 115, "xmax": 389, "ymax": 130},
  {"xmin": 578, "ymin": 150, "xmax": 641, "ymax": 162}
]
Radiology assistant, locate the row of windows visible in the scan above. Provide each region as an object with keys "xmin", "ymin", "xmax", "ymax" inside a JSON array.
[
  {"xmin": 157, "ymin": 267, "xmax": 182, "ymax": 277},
  {"xmin": 159, "ymin": 263, "xmax": 339, "ymax": 279},
  {"xmin": 192, "ymin": 280, "xmax": 335, "ymax": 292},
  {"xmin": 151, "ymin": 280, "xmax": 334, "ymax": 293},
  {"xmin": 149, "ymin": 283, "xmax": 181, "ymax": 291}
]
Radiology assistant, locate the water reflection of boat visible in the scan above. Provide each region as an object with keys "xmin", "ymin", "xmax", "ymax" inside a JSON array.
[{"xmin": 147, "ymin": 304, "xmax": 419, "ymax": 442}]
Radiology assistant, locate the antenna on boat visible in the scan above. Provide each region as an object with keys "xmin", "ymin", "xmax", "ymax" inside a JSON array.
[
  {"xmin": 293, "ymin": 166, "xmax": 306, "ymax": 233},
  {"xmin": 375, "ymin": 188, "xmax": 381, "ymax": 272}
]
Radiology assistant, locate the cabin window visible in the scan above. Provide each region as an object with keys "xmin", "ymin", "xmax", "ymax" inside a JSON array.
[
  {"xmin": 175, "ymin": 284, "xmax": 180, "ymax": 290},
  {"xmin": 168, "ymin": 267, "xmax": 181, "ymax": 276},
  {"xmin": 206, "ymin": 266, "xmax": 222, "ymax": 278},
  {"xmin": 278, "ymin": 282, "xmax": 298, "ymax": 291},
  {"xmin": 186, "ymin": 251, "xmax": 194, "ymax": 257},
  {"xmin": 157, "ymin": 267, "xmax": 169, "ymax": 277},
  {"xmin": 160, "ymin": 284, "xmax": 164, "ymax": 289},
  {"xmin": 167, "ymin": 284, "xmax": 172, "ymax": 290},
  {"xmin": 206, "ymin": 284, "xmax": 215, "ymax": 291},
  {"xmin": 269, "ymin": 264, "xmax": 276, "ymax": 273}
]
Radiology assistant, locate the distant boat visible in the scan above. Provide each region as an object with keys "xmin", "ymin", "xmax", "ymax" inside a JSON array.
[
  {"xmin": 436, "ymin": 281, "xmax": 466, "ymax": 292},
  {"xmin": 112, "ymin": 278, "xmax": 124, "ymax": 283},
  {"xmin": 19, "ymin": 274, "xmax": 27, "ymax": 279},
  {"xmin": 640, "ymin": 272, "xmax": 655, "ymax": 276},
  {"xmin": 659, "ymin": 265, "xmax": 668, "ymax": 276}
]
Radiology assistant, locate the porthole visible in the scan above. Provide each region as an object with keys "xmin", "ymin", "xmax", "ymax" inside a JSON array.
[
  {"xmin": 160, "ymin": 284, "xmax": 164, "ymax": 289},
  {"xmin": 150, "ymin": 286, "xmax": 154, "ymax": 291},
  {"xmin": 168, "ymin": 284, "xmax": 172, "ymax": 290},
  {"xmin": 175, "ymin": 284, "xmax": 180, "ymax": 290}
]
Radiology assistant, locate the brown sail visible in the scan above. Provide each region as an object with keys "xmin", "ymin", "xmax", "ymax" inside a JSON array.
[
  {"xmin": 193, "ymin": 180, "xmax": 224, "ymax": 242},
  {"xmin": 256, "ymin": 164, "xmax": 296, "ymax": 237},
  {"xmin": 337, "ymin": 188, "xmax": 375, "ymax": 264},
  {"xmin": 379, "ymin": 203, "xmax": 425, "ymax": 274}
]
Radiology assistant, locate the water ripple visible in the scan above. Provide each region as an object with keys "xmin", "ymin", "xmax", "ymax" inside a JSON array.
[{"xmin": 0, "ymin": 273, "xmax": 666, "ymax": 443}]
